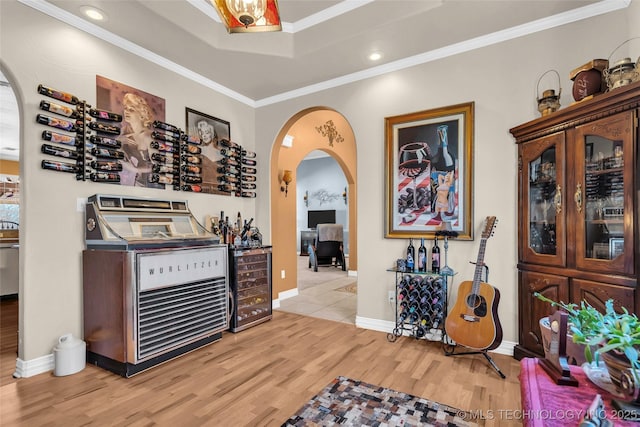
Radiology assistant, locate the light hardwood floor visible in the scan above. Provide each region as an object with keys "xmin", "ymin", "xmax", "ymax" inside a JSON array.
[{"xmin": 0, "ymin": 298, "xmax": 523, "ymax": 426}]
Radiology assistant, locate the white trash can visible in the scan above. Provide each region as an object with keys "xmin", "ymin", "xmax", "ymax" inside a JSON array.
[{"xmin": 53, "ymin": 333, "xmax": 86, "ymax": 376}]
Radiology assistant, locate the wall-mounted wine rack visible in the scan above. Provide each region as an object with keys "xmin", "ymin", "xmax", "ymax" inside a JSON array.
[{"xmin": 36, "ymin": 83, "xmax": 258, "ymax": 197}]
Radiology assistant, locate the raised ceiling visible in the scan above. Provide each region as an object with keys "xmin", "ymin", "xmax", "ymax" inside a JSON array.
[{"xmin": 0, "ymin": 0, "xmax": 629, "ymax": 160}]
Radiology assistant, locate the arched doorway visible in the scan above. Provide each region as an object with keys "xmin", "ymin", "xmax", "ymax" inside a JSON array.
[{"xmin": 270, "ymin": 107, "xmax": 357, "ymax": 305}]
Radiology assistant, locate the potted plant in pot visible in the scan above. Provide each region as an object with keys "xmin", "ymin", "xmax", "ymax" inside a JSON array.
[{"xmin": 534, "ymin": 292, "xmax": 640, "ymax": 403}]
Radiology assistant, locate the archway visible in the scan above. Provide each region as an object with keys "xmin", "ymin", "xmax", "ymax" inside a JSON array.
[{"xmin": 270, "ymin": 107, "xmax": 357, "ymax": 302}]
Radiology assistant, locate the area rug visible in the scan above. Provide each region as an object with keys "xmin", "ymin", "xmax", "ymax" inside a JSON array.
[{"xmin": 282, "ymin": 376, "xmax": 482, "ymax": 426}]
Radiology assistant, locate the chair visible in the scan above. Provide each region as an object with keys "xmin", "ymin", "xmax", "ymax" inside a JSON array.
[{"xmin": 308, "ymin": 223, "xmax": 345, "ymax": 272}]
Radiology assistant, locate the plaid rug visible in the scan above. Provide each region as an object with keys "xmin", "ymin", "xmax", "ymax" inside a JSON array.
[{"xmin": 282, "ymin": 376, "xmax": 482, "ymax": 426}]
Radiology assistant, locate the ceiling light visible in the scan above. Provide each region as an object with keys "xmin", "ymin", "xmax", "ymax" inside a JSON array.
[
  {"xmin": 210, "ymin": 0, "xmax": 281, "ymax": 33},
  {"xmin": 80, "ymin": 6, "xmax": 107, "ymax": 21},
  {"xmin": 369, "ymin": 52, "xmax": 383, "ymax": 61}
]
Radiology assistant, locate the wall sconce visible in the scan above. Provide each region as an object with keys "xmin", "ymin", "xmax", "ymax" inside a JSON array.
[
  {"xmin": 280, "ymin": 170, "xmax": 292, "ymax": 196},
  {"xmin": 304, "ymin": 190, "xmax": 309, "ymax": 207},
  {"xmin": 342, "ymin": 187, "xmax": 347, "ymax": 205}
]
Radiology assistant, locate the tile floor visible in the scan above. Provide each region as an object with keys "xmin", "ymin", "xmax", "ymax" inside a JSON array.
[{"xmin": 275, "ymin": 259, "xmax": 356, "ymax": 324}]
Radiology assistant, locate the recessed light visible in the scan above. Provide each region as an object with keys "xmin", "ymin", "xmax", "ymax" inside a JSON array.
[
  {"xmin": 368, "ymin": 52, "xmax": 383, "ymax": 61},
  {"xmin": 81, "ymin": 6, "xmax": 107, "ymax": 21}
]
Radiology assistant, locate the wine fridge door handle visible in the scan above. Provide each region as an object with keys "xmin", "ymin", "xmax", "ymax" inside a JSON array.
[
  {"xmin": 227, "ymin": 290, "xmax": 235, "ymax": 328},
  {"xmin": 574, "ymin": 183, "xmax": 582, "ymax": 213},
  {"xmin": 554, "ymin": 184, "xmax": 562, "ymax": 214}
]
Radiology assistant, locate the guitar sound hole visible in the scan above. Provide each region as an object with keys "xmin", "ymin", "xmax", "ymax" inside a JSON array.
[
  {"xmin": 466, "ymin": 293, "xmax": 488, "ymax": 317},
  {"xmin": 466, "ymin": 293, "xmax": 481, "ymax": 308}
]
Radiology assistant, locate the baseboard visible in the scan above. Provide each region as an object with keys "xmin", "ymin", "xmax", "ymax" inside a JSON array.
[
  {"xmin": 355, "ymin": 315, "xmax": 515, "ymax": 356},
  {"xmin": 347, "ymin": 270, "xmax": 357, "ymax": 277},
  {"xmin": 273, "ymin": 287, "xmax": 299, "ymax": 308},
  {"xmin": 13, "ymin": 353, "xmax": 54, "ymax": 378}
]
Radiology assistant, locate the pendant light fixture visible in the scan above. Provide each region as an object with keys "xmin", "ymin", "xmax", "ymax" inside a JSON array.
[{"xmin": 210, "ymin": 0, "xmax": 282, "ymax": 33}]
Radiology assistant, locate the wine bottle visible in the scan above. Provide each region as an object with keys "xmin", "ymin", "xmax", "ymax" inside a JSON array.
[
  {"xmin": 87, "ymin": 121, "xmax": 120, "ymax": 135},
  {"xmin": 218, "ymin": 175, "xmax": 239, "ymax": 183},
  {"xmin": 41, "ymin": 159, "xmax": 78, "ymax": 173},
  {"xmin": 406, "ymin": 238, "xmax": 415, "ymax": 272},
  {"xmin": 242, "ymin": 158, "xmax": 257, "ymax": 166},
  {"xmin": 182, "ymin": 164, "xmax": 202, "ymax": 174},
  {"xmin": 89, "ymin": 135, "xmax": 121, "ymax": 148},
  {"xmin": 241, "ymin": 182, "xmax": 256, "ymax": 190},
  {"xmin": 182, "ymin": 144, "xmax": 202, "ymax": 154},
  {"xmin": 218, "ymin": 184, "xmax": 235, "ymax": 192},
  {"xmin": 37, "ymin": 84, "xmax": 79, "ymax": 105},
  {"xmin": 241, "ymin": 166, "xmax": 256, "ymax": 174},
  {"xmin": 181, "ymin": 184, "xmax": 202, "ymax": 192},
  {"xmin": 152, "ymin": 131, "xmax": 180, "ymax": 144},
  {"xmin": 90, "ymin": 172, "xmax": 120, "ymax": 183},
  {"xmin": 88, "ymin": 108, "xmax": 122, "ymax": 122},
  {"xmin": 91, "ymin": 147, "xmax": 124, "ymax": 159},
  {"xmin": 153, "ymin": 164, "xmax": 178, "ymax": 174},
  {"xmin": 242, "ymin": 175, "xmax": 256, "ymax": 182},
  {"xmin": 418, "ymin": 238, "xmax": 427, "ymax": 272},
  {"xmin": 241, "ymin": 149, "xmax": 256, "ymax": 158},
  {"xmin": 217, "ymin": 165, "xmax": 238, "ymax": 175},
  {"xmin": 152, "ymin": 120, "xmax": 180, "ymax": 133},
  {"xmin": 150, "ymin": 141, "xmax": 175, "ymax": 152},
  {"xmin": 181, "ymin": 155, "xmax": 201, "ymax": 164},
  {"xmin": 42, "ymin": 130, "xmax": 76, "ymax": 146},
  {"xmin": 36, "ymin": 114, "xmax": 78, "ymax": 132},
  {"xmin": 91, "ymin": 160, "xmax": 122, "ymax": 171},
  {"xmin": 240, "ymin": 218, "xmax": 254, "ymax": 239},
  {"xmin": 235, "ymin": 191, "xmax": 256, "ymax": 198},
  {"xmin": 438, "ymin": 125, "xmax": 454, "ymax": 168},
  {"xmin": 41, "ymin": 144, "xmax": 78, "ymax": 160},
  {"xmin": 39, "ymin": 100, "xmax": 78, "ymax": 118},
  {"xmin": 220, "ymin": 147, "xmax": 239, "ymax": 156},
  {"xmin": 149, "ymin": 174, "xmax": 174, "ymax": 185},
  {"xmin": 219, "ymin": 157, "xmax": 238, "ymax": 166},
  {"xmin": 431, "ymin": 236, "xmax": 440, "ymax": 274},
  {"xmin": 219, "ymin": 138, "xmax": 238, "ymax": 148},
  {"xmin": 181, "ymin": 134, "xmax": 201, "ymax": 145},
  {"xmin": 182, "ymin": 175, "xmax": 202, "ymax": 184},
  {"xmin": 151, "ymin": 152, "xmax": 179, "ymax": 164}
]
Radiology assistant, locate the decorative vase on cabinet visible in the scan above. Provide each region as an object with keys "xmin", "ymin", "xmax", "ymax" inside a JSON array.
[{"xmin": 509, "ymin": 80, "xmax": 639, "ymax": 360}]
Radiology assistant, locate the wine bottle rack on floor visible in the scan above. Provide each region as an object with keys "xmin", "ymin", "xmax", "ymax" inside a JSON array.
[{"xmin": 387, "ymin": 270, "xmax": 450, "ymax": 344}]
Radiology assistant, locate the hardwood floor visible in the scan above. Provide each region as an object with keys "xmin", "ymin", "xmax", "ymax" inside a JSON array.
[{"xmin": 0, "ymin": 299, "xmax": 523, "ymax": 426}]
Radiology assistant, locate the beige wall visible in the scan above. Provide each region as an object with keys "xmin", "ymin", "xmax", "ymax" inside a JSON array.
[
  {"xmin": 1, "ymin": 1, "xmax": 258, "ymax": 361},
  {"xmin": 256, "ymin": 8, "xmax": 631, "ymax": 343},
  {"xmin": 0, "ymin": 0, "xmax": 634, "ymax": 366}
]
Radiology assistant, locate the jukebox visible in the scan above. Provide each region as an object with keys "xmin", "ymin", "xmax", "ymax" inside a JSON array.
[{"xmin": 83, "ymin": 194, "xmax": 228, "ymax": 377}]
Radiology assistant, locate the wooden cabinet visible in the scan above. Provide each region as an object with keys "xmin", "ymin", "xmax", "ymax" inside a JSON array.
[{"xmin": 510, "ymin": 81, "xmax": 640, "ymax": 360}]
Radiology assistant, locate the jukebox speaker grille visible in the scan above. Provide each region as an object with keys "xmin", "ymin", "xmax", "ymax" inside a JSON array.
[{"xmin": 137, "ymin": 277, "xmax": 227, "ymax": 360}]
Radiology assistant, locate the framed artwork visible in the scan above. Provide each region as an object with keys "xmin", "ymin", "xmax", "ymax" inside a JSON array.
[
  {"xmin": 96, "ymin": 76, "xmax": 166, "ymax": 189},
  {"xmin": 385, "ymin": 102, "xmax": 474, "ymax": 240},
  {"xmin": 185, "ymin": 108, "xmax": 230, "ymax": 195}
]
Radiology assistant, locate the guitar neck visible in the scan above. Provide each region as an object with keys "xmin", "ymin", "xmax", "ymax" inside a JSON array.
[{"xmin": 471, "ymin": 238, "xmax": 487, "ymax": 291}]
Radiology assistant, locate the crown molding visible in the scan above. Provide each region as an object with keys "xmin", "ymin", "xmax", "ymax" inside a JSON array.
[{"xmin": 18, "ymin": 0, "xmax": 630, "ymax": 108}]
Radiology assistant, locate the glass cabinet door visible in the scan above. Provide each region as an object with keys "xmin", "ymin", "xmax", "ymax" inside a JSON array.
[
  {"xmin": 519, "ymin": 132, "xmax": 566, "ymax": 267},
  {"xmin": 572, "ymin": 111, "xmax": 634, "ymax": 275}
]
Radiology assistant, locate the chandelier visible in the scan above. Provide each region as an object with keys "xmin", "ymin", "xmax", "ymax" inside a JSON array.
[{"xmin": 211, "ymin": 0, "xmax": 282, "ymax": 33}]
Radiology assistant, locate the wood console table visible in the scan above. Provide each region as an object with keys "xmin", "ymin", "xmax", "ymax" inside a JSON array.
[{"xmin": 519, "ymin": 358, "xmax": 638, "ymax": 426}]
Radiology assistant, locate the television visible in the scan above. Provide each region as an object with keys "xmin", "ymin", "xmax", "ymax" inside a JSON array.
[{"xmin": 307, "ymin": 209, "xmax": 336, "ymax": 229}]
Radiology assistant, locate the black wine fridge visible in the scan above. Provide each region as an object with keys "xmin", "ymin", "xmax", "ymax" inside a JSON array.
[{"xmin": 228, "ymin": 246, "xmax": 272, "ymax": 332}]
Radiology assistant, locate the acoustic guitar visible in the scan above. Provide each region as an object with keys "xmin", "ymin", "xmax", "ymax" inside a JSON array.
[{"xmin": 445, "ymin": 216, "xmax": 503, "ymax": 351}]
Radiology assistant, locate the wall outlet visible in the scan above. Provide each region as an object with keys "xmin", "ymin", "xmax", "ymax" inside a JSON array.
[
  {"xmin": 76, "ymin": 197, "xmax": 86, "ymax": 213},
  {"xmin": 281, "ymin": 269, "xmax": 286, "ymax": 279},
  {"xmin": 388, "ymin": 290, "xmax": 395, "ymax": 304}
]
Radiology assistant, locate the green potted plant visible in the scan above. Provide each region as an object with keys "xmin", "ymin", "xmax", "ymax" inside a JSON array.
[{"xmin": 534, "ymin": 292, "xmax": 640, "ymax": 389}]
